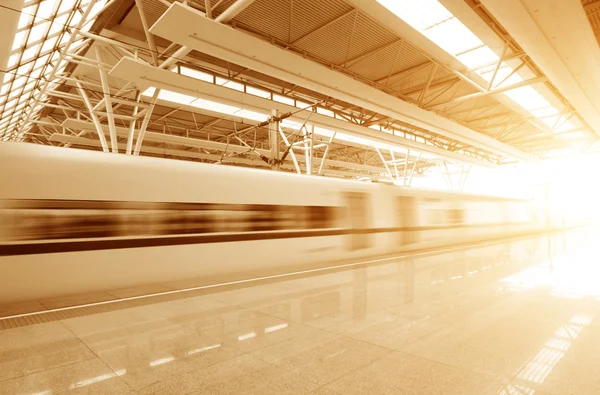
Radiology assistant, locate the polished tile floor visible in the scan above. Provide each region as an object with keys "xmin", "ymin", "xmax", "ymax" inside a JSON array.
[{"xmin": 2, "ymin": 230, "xmax": 600, "ymax": 394}]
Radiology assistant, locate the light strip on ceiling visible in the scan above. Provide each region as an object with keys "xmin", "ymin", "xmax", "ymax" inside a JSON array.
[
  {"xmin": 110, "ymin": 57, "xmax": 495, "ymax": 166},
  {"xmin": 140, "ymin": 86, "xmax": 431, "ymax": 160},
  {"xmin": 147, "ymin": 3, "xmax": 532, "ymax": 161},
  {"xmin": 377, "ymin": 0, "xmax": 578, "ymax": 136}
]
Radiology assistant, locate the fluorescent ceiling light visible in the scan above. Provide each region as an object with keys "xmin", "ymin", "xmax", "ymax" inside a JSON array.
[
  {"xmin": 377, "ymin": 0, "xmax": 577, "ymax": 134},
  {"xmin": 143, "ymin": 86, "xmax": 432, "ymax": 160}
]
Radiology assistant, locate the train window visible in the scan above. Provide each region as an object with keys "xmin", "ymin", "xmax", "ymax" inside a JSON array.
[
  {"xmin": 307, "ymin": 206, "xmax": 334, "ymax": 229},
  {"xmin": 0, "ymin": 202, "xmax": 345, "ymax": 242},
  {"xmin": 447, "ymin": 209, "xmax": 464, "ymax": 225},
  {"xmin": 397, "ymin": 196, "xmax": 418, "ymax": 246},
  {"xmin": 345, "ymin": 192, "xmax": 371, "ymax": 250}
]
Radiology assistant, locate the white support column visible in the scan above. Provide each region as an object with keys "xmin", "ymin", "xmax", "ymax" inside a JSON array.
[
  {"xmin": 402, "ymin": 149, "xmax": 410, "ymax": 186},
  {"xmin": 204, "ymin": 0, "xmax": 213, "ymax": 18},
  {"xmin": 317, "ymin": 131, "xmax": 336, "ymax": 176},
  {"xmin": 407, "ymin": 152, "xmax": 421, "ymax": 187},
  {"xmin": 95, "ymin": 47, "xmax": 119, "ymax": 153},
  {"xmin": 279, "ymin": 127, "xmax": 301, "ymax": 174},
  {"xmin": 302, "ymin": 125, "xmax": 311, "ymax": 175},
  {"xmin": 389, "ymin": 150, "xmax": 400, "ymax": 182},
  {"xmin": 74, "ymin": 79, "xmax": 109, "ymax": 153},
  {"xmin": 376, "ymin": 147, "xmax": 393, "ymax": 179},
  {"xmin": 215, "ymin": 0, "xmax": 256, "ymax": 23},
  {"xmin": 127, "ymin": 91, "xmax": 141, "ymax": 155},
  {"xmin": 135, "ymin": 0, "xmax": 159, "ymax": 66},
  {"xmin": 133, "ymin": 88, "xmax": 160, "ymax": 156},
  {"xmin": 269, "ymin": 109, "xmax": 280, "ymax": 170}
]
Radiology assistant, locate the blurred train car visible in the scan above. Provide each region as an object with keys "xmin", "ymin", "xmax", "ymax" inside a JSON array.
[{"xmin": 0, "ymin": 143, "xmax": 544, "ymax": 304}]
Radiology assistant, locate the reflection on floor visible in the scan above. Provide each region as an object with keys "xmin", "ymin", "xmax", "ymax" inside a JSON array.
[{"xmin": 3, "ymin": 229, "xmax": 600, "ymax": 394}]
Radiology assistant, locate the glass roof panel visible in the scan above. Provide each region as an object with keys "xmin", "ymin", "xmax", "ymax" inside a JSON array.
[
  {"xmin": 191, "ymin": 98, "xmax": 240, "ymax": 114},
  {"xmin": 12, "ymin": 31, "xmax": 27, "ymax": 51},
  {"xmin": 423, "ymin": 17, "xmax": 483, "ymax": 56},
  {"xmin": 50, "ymin": 14, "xmax": 68, "ymax": 35},
  {"xmin": 18, "ymin": 7, "xmax": 34, "ymax": 29},
  {"xmin": 456, "ymin": 46, "xmax": 499, "ymax": 69},
  {"xmin": 247, "ymin": 86, "xmax": 270, "ymax": 98},
  {"xmin": 37, "ymin": 0, "xmax": 57, "ymax": 20},
  {"xmin": 234, "ymin": 109, "xmax": 269, "ymax": 122},
  {"xmin": 7, "ymin": 54, "xmax": 20, "ymax": 68},
  {"xmin": 22, "ymin": 43, "xmax": 41, "ymax": 62},
  {"xmin": 377, "ymin": 0, "xmax": 451, "ymax": 31},
  {"xmin": 179, "ymin": 66, "xmax": 213, "ymax": 83},
  {"xmin": 59, "ymin": 0, "xmax": 78, "ymax": 14},
  {"xmin": 28, "ymin": 21, "xmax": 50, "ymax": 46},
  {"xmin": 41, "ymin": 35, "xmax": 59, "ymax": 53},
  {"xmin": 377, "ymin": 0, "xmax": 575, "ymax": 137}
]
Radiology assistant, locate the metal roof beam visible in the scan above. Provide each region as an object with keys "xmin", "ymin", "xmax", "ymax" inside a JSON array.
[
  {"xmin": 147, "ymin": 2, "xmax": 533, "ymax": 162},
  {"xmin": 481, "ymin": 0, "xmax": 600, "ymax": 137},
  {"xmin": 109, "ymin": 57, "xmax": 497, "ymax": 167},
  {"xmin": 49, "ymin": 130, "xmax": 394, "ymax": 175}
]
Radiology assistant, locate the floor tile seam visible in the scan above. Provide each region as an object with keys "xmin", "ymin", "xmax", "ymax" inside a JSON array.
[
  {"xmin": 133, "ymin": 343, "xmax": 262, "ymax": 393},
  {"xmin": 392, "ymin": 349, "xmax": 509, "ymax": 382},
  {"xmin": 310, "ymin": 385, "xmax": 344, "ymax": 395},
  {"xmin": 300, "ymin": 348, "xmax": 396, "ymax": 390},
  {"xmin": 0, "ymin": 356, "xmax": 96, "ymax": 386},
  {"xmin": 58, "ymin": 319, "xmax": 139, "ymax": 394},
  {"xmin": 494, "ymin": 314, "xmax": 579, "ymax": 392}
]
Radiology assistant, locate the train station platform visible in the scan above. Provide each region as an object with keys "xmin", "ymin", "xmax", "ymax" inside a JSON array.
[{"xmin": 0, "ymin": 228, "xmax": 597, "ymax": 394}]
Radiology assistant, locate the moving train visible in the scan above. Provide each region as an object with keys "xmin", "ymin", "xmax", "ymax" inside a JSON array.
[{"xmin": 0, "ymin": 142, "xmax": 545, "ymax": 304}]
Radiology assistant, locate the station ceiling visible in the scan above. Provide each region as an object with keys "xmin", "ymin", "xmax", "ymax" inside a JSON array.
[{"xmin": 1, "ymin": 0, "xmax": 599, "ymax": 182}]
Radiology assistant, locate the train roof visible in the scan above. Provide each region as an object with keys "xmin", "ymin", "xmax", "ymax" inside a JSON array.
[{"xmin": 0, "ymin": 142, "xmax": 529, "ymax": 203}]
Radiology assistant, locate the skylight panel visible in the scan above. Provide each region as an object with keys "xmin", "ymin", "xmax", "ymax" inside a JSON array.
[
  {"xmin": 12, "ymin": 76, "xmax": 27, "ymax": 90},
  {"xmin": 59, "ymin": 0, "xmax": 78, "ymax": 14},
  {"xmin": 50, "ymin": 14, "xmax": 68, "ymax": 35},
  {"xmin": 0, "ymin": 84, "xmax": 10, "ymax": 96},
  {"xmin": 191, "ymin": 98, "xmax": 240, "ymax": 114},
  {"xmin": 456, "ymin": 46, "xmax": 499, "ymax": 70},
  {"xmin": 280, "ymin": 119, "xmax": 303, "ymax": 130},
  {"xmin": 179, "ymin": 66, "xmax": 213, "ymax": 83},
  {"xmin": 489, "ymin": 66, "xmax": 523, "ymax": 88},
  {"xmin": 30, "ymin": 66, "xmax": 44, "ymax": 80},
  {"xmin": 12, "ymin": 31, "xmax": 27, "ymax": 51},
  {"xmin": 504, "ymin": 86, "xmax": 552, "ymax": 111},
  {"xmin": 70, "ymin": 9, "xmax": 83, "ymax": 27},
  {"xmin": 18, "ymin": 7, "xmax": 34, "ymax": 29},
  {"xmin": 8, "ymin": 87, "xmax": 23, "ymax": 99},
  {"xmin": 247, "ymin": 86, "xmax": 270, "ymax": 98},
  {"xmin": 33, "ymin": 53, "xmax": 50, "ymax": 70},
  {"xmin": 424, "ymin": 17, "xmax": 483, "ymax": 56},
  {"xmin": 378, "ymin": 0, "xmax": 451, "ymax": 31},
  {"xmin": 7, "ymin": 54, "xmax": 20, "ymax": 68},
  {"xmin": 21, "ymin": 43, "xmax": 41, "ymax": 62},
  {"xmin": 530, "ymin": 107, "xmax": 559, "ymax": 118},
  {"xmin": 86, "ymin": 1, "xmax": 108, "ymax": 24},
  {"xmin": 234, "ymin": 109, "xmax": 269, "ymax": 122},
  {"xmin": 296, "ymin": 100, "xmax": 310, "ymax": 108},
  {"xmin": 4, "ymin": 100, "xmax": 17, "ymax": 111},
  {"xmin": 317, "ymin": 107, "xmax": 334, "ymax": 117},
  {"xmin": 28, "ymin": 21, "xmax": 50, "ymax": 46},
  {"xmin": 216, "ymin": 77, "xmax": 244, "ymax": 92},
  {"xmin": 37, "ymin": 0, "xmax": 56, "ymax": 21},
  {"xmin": 17, "ymin": 60, "xmax": 34, "ymax": 75},
  {"xmin": 377, "ymin": 0, "xmax": 574, "ymax": 137},
  {"xmin": 273, "ymin": 94, "xmax": 294, "ymax": 106},
  {"xmin": 41, "ymin": 36, "xmax": 59, "ymax": 53}
]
